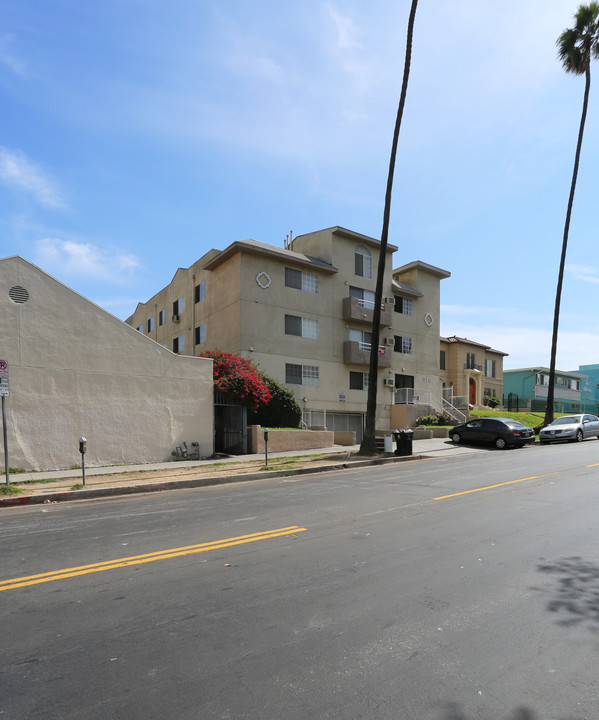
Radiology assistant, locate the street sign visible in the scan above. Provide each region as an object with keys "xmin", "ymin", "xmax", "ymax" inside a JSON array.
[{"xmin": 0, "ymin": 361, "xmax": 7, "ymax": 396}]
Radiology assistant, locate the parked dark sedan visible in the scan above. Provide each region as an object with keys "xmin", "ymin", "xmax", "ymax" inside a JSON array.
[{"xmin": 449, "ymin": 417, "xmax": 535, "ymax": 449}]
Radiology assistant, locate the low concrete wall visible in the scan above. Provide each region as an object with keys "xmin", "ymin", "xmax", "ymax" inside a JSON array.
[
  {"xmin": 248, "ymin": 426, "xmax": 335, "ymax": 453},
  {"xmin": 333, "ymin": 431, "xmax": 356, "ymax": 446}
]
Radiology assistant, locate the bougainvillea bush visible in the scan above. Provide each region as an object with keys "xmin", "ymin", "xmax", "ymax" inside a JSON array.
[{"xmin": 199, "ymin": 350, "xmax": 271, "ymax": 410}]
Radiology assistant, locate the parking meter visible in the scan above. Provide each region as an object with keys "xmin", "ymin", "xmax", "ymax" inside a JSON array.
[
  {"xmin": 263, "ymin": 428, "xmax": 269, "ymax": 468},
  {"xmin": 79, "ymin": 437, "xmax": 87, "ymax": 486}
]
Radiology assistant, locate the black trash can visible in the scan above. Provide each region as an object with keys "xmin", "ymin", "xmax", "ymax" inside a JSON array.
[{"xmin": 393, "ymin": 428, "xmax": 414, "ymax": 457}]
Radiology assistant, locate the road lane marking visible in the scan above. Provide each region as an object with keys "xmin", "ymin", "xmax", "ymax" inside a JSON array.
[
  {"xmin": 0, "ymin": 526, "xmax": 306, "ymax": 592},
  {"xmin": 587, "ymin": 463, "xmax": 599, "ymax": 467},
  {"xmin": 433, "ymin": 474, "xmax": 554, "ymax": 500}
]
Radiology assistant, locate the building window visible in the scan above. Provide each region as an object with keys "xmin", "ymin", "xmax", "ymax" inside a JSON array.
[
  {"xmin": 466, "ymin": 352, "xmax": 476, "ymax": 369},
  {"xmin": 537, "ymin": 373, "xmax": 549, "ymax": 385},
  {"xmin": 355, "ymin": 246, "xmax": 372, "ymax": 279},
  {"xmin": 394, "ymin": 335, "xmax": 412, "ymax": 354},
  {"xmin": 285, "ymin": 363, "xmax": 319, "ymax": 386},
  {"xmin": 349, "ymin": 286, "xmax": 376, "ymax": 309},
  {"xmin": 285, "ymin": 315, "xmax": 319, "ymax": 339},
  {"xmin": 173, "ymin": 334, "xmax": 184, "ymax": 353},
  {"xmin": 485, "ymin": 359, "xmax": 496, "ymax": 378},
  {"xmin": 285, "ymin": 267, "xmax": 319, "ymax": 294},
  {"xmin": 147, "ymin": 317, "xmax": 154, "ymax": 333},
  {"xmin": 349, "ymin": 328, "xmax": 372, "ymax": 347},
  {"xmin": 173, "ymin": 295, "xmax": 184, "ymax": 316},
  {"xmin": 158, "ymin": 308, "xmax": 166, "ymax": 326},
  {"xmin": 194, "ymin": 324, "xmax": 206, "ymax": 345},
  {"xmin": 440, "ymin": 350, "xmax": 446, "ymax": 370},
  {"xmin": 194, "ymin": 280, "xmax": 206, "ymax": 304},
  {"xmin": 349, "ymin": 371, "xmax": 369, "ymax": 390},
  {"xmin": 137, "ymin": 324, "xmax": 143, "ymax": 333},
  {"xmin": 394, "ymin": 296, "xmax": 413, "ymax": 315}
]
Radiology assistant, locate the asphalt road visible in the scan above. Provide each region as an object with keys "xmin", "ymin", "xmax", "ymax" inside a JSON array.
[{"xmin": 2, "ymin": 440, "xmax": 599, "ymax": 719}]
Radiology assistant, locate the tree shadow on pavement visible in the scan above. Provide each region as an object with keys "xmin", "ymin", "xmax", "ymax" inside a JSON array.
[
  {"xmin": 537, "ymin": 556, "xmax": 599, "ymax": 630},
  {"xmin": 442, "ymin": 702, "xmax": 582, "ymax": 719}
]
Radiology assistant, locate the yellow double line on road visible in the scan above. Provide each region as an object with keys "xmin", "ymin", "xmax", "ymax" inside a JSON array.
[{"xmin": 0, "ymin": 525, "xmax": 306, "ymax": 592}]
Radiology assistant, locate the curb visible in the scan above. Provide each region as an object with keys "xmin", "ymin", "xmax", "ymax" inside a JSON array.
[{"xmin": 0, "ymin": 453, "xmax": 428, "ymax": 508}]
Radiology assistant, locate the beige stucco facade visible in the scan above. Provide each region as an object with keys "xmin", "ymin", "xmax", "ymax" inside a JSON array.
[
  {"xmin": 1, "ymin": 256, "xmax": 214, "ymax": 471},
  {"xmin": 127, "ymin": 227, "xmax": 450, "ymax": 439},
  {"xmin": 440, "ymin": 335, "xmax": 507, "ymax": 407}
]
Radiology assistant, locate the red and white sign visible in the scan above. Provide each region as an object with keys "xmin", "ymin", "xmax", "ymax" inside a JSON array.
[{"xmin": 0, "ymin": 360, "xmax": 8, "ymax": 396}]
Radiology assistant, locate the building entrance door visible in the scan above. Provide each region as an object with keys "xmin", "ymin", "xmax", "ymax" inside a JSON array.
[{"xmin": 469, "ymin": 377, "xmax": 476, "ymax": 406}]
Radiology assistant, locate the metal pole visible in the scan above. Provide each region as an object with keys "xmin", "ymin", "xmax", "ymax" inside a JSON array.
[
  {"xmin": 2, "ymin": 396, "xmax": 8, "ymax": 485},
  {"xmin": 82, "ymin": 453, "xmax": 86, "ymax": 487}
]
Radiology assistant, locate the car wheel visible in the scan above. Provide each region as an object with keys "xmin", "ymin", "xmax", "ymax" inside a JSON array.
[
  {"xmin": 451, "ymin": 432, "xmax": 461, "ymax": 444},
  {"xmin": 495, "ymin": 437, "xmax": 507, "ymax": 449},
  {"xmin": 576, "ymin": 429, "xmax": 583, "ymax": 442}
]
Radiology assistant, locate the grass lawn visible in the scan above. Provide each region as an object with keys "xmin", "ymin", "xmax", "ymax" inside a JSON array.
[{"xmin": 468, "ymin": 408, "xmax": 569, "ymax": 429}]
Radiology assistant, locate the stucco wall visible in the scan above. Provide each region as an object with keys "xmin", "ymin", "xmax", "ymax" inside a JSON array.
[{"xmin": 1, "ymin": 256, "xmax": 214, "ymax": 471}]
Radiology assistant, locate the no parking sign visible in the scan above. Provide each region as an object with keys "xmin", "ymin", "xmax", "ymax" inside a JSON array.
[{"xmin": 0, "ymin": 360, "xmax": 8, "ymax": 397}]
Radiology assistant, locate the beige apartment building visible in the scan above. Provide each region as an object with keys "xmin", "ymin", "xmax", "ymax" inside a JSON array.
[
  {"xmin": 440, "ymin": 335, "xmax": 507, "ymax": 409},
  {"xmin": 127, "ymin": 227, "xmax": 451, "ymax": 441}
]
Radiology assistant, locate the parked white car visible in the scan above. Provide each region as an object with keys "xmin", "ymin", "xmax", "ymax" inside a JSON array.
[{"xmin": 539, "ymin": 414, "xmax": 599, "ymax": 444}]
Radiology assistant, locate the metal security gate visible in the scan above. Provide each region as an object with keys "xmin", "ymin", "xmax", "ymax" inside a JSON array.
[
  {"xmin": 214, "ymin": 401, "xmax": 247, "ymax": 455},
  {"xmin": 302, "ymin": 410, "xmax": 364, "ymax": 443}
]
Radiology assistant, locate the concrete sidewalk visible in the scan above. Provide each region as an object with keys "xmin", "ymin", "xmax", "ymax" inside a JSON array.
[{"xmin": 0, "ymin": 436, "xmax": 478, "ymax": 507}]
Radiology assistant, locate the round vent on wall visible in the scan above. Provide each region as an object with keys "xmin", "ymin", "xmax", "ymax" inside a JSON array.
[{"xmin": 9, "ymin": 286, "xmax": 30, "ymax": 304}]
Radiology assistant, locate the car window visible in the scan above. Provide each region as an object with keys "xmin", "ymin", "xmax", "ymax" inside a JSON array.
[
  {"xmin": 484, "ymin": 420, "xmax": 503, "ymax": 431},
  {"xmin": 553, "ymin": 416, "xmax": 579, "ymax": 425},
  {"xmin": 505, "ymin": 420, "xmax": 525, "ymax": 429},
  {"xmin": 466, "ymin": 420, "xmax": 483, "ymax": 428}
]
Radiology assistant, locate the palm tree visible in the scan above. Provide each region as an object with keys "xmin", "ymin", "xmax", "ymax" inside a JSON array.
[
  {"xmin": 544, "ymin": 3, "xmax": 599, "ymax": 426},
  {"xmin": 359, "ymin": 0, "xmax": 419, "ymax": 455}
]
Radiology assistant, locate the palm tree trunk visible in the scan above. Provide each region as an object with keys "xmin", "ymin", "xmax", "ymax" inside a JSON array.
[
  {"xmin": 359, "ymin": 0, "xmax": 419, "ymax": 455},
  {"xmin": 544, "ymin": 63, "xmax": 591, "ymax": 425}
]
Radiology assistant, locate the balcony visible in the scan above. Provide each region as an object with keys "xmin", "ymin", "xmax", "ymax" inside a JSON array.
[
  {"xmin": 464, "ymin": 363, "xmax": 482, "ymax": 371},
  {"xmin": 343, "ymin": 296, "xmax": 393, "ymax": 326},
  {"xmin": 343, "ymin": 340, "xmax": 391, "ymax": 368}
]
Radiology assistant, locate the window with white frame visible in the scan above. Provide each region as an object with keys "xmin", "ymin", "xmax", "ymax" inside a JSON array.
[
  {"xmin": 194, "ymin": 280, "xmax": 206, "ymax": 304},
  {"xmin": 349, "ymin": 286, "xmax": 376, "ymax": 308},
  {"xmin": 394, "ymin": 335, "xmax": 412, "ymax": 354},
  {"xmin": 173, "ymin": 334, "xmax": 185, "ymax": 353},
  {"xmin": 349, "ymin": 328, "xmax": 372, "ymax": 347},
  {"xmin": 485, "ymin": 359, "xmax": 496, "ymax": 378},
  {"xmin": 349, "ymin": 371, "xmax": 369, "ymax": 390},
  {"xmin": 285, "ymin": 267, "xmax": 319, "ymax": 294},
  {"xmin": 194, "ymin": 324, "xmax": 206, "ymax": 345},
  {"xmin": 285, "ymin": 363, "xmax": 319, "ymax": 385},
  {"xmin": 158, "ymin": 308, "xmax": 166, "ymax": 326},
  {"xmin": 355, "ymin": 246, "xmax": 372, "ymax": 279},
  {"xmin": 284, "ymin": 315, "xmax": 319, "ymax": 339},
  {"xmin": 394, "ymin": 296, "xmax": 412, "ymax": 315}
]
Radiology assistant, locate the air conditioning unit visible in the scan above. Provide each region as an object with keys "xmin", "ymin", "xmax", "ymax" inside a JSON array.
[
  {"xmin": 385, "ymin": 296, "xmax": 395, "ymax": 305},
  {"xmin": 172, "ymin": 314, "xmax": 181, "ymax": 323},
  {"xmin": 384, "ymin": 337, "xmax": 394, "ymax": 346},
  {"xmin": 383, "ymin": 378, "xmax": 395, "ymax": 388}
]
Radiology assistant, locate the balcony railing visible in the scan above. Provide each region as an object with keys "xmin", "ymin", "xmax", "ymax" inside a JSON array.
[
  {"xmin": 342, "ymin": 296, "xmax": 393, "ymax": 326},
  {"xmin": 464, "ymin": 363, "xmax": 482, "ymax": 371},
  {"xmin": 343, "ymin": 340, "xmax": 391, "ymax": 367}
]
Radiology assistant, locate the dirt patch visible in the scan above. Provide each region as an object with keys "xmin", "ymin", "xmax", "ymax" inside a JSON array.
[{"xmin": 9, "ymin": 453, "xmax": 365, "ymax": 496}]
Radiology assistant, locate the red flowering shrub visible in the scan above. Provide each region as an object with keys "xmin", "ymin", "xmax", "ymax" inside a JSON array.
[{"xmin": 199, "ymin": 350, "xmax": 271, "ymax": 410}]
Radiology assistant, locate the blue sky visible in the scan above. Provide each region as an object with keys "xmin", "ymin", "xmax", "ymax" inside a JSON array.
[{"xmin": 1, "ymin": 0, "xmax": 598, "ymax": 371}]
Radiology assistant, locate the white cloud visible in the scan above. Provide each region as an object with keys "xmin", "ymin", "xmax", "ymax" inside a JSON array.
[
  {"xmin": 0, "ymin": 34, "xmax": 27, "ymax": 77},
  {"xmin": 34, "ymin": 238, "xmax": 141, "ymax": 284},
  {"xmin": 328, "ymin": 6, "xmax": 362, "ymax": 51},
  {"xmin": 566, "ymin": 264, "xmax": 599, "ymax": 284},
  {"xmin": 0, "ymin": 148, "xmax": 65, "ymax": 208}
]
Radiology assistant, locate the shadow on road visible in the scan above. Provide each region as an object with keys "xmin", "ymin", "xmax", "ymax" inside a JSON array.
[
  {"xmin": 442, "ymin": 702, "xmax": 583, "ymax": 719},
  {"xmin": 536, "ymin": 556, "xmax": 599, "ymax": 630}
]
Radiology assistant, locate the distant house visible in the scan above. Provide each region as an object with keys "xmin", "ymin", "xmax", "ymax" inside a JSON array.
[
  {"xmin": 503, "ymin": 367, "xmax": 587, "ymax": 413},
  {"xmin": 440, "ymin": 336, "xmax": 507, "ymax": 408},
  {"xmin": 576, "ymin": 364, "xmax": 599, "ymax": 413},
  {"xmin": 0, "ymin": 256, "xmax": 214, "ymax": 471}
]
